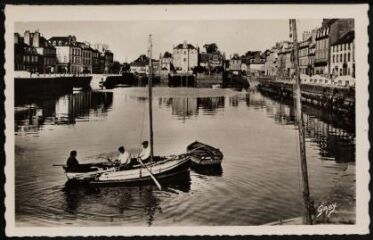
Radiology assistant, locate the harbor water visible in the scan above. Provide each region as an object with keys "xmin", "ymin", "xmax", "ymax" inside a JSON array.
[{"xmin": 14, "ymin": 85, "xmax": 355, "ymax": 226}]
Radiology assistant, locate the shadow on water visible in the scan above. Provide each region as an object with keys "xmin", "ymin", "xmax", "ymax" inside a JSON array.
[
  {"xmin": 191, "ymin": 165, "xmax": 223, "ymax": 176},
  {"xmin": 62, "ymin": 171, "xmax": 191, "ymax": 226}
]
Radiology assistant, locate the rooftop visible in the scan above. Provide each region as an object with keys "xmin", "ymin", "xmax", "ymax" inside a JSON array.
[{"xmin": 332, "ymin": 30, "xmax": 354, "ymax": 46}]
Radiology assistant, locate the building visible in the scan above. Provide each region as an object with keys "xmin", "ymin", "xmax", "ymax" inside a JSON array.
[
  {"xmin": 249, "ymin": 58, "xmax": 266, "ymax": 76},
  {"xmin": 172, "ymin": 41, "xmax": 199, "ymax": 73},
  {"xmin": 130, "ymin": 55, "xmax": 148, "ymax": 75},
  {"xmin": 314, "ymin": 26, "xmax": 330, "ymax": 76},
  {"xmin": 14, "ymin": 33, "xmax": 39, "ymax": 73},
  {"xmin": 92, "ymin": 49, "xmax": 101, "ymax": 74},
  {"xmin": 314, "ymin": 19, "xmax": 354, "ymax": 77},
  {"xmin": 330, "ymin": 30, "xmax": 355, "ymax": 80},
  {"xmin": 15, "ymin": 30, "xmax": 57, "ymax": 74},
  {"xmin": 99, "ymin": 53, "xmax": 106, "ymax": 74},
  {"xmin": 104, "ymin": 50, "xmax": 114, "ymax": 74},
  {"xmin": 160, "ymin": 52, "xmax": 173, "ymax": 74},
  {"xmin": 199, "ymin": 51, "xmax": 225, "ymax": 71},
  {"xmin": 264, "ymin": 48, "xmax": 279, "ymax": 76},
  {"xmin": 25, "ymin": 30, "xmax": 56, "ymax": 73},
  {"xmin": 229, "ymin": 54, "xmax": 241, "ymax": 73},
  {"xmin": 93, "ymin": 43, "xmax": 109, "ymax": 53},
  {"xmin": 299, "ymin": 39, "xmax": 310, "ymax": 75},
  {"xmin": 79, "ymin": 42, "xmax": 93, "ymax": 74},
  {"xmin": 49, "ymin": 35, "xmax": 82, "ymax": 74},
  {"xmin": 302, "ymin": 31, "xmax": 312, "ymax": 41},
  {"xmin": 308, "ymin": 42, "xmax": 316, "ymax": 76}
]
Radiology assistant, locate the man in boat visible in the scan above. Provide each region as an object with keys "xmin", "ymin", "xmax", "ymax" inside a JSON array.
[
  {"xmin": 138, "ymin": 141, "xmax": 151, "ymax": 163},
  {"xmin": 117, "ymin": 146, "xmax": 131, "ymax": 167},
  {"xmin": 66, "ymin": 150, "xmax": 80, "ymax": 171}
]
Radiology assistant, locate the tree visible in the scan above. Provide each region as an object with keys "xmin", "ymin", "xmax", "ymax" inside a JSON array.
[
  {"xmin": 203, "ymin": 43, "xmax": 219, "ymax": 54},
  {"xmin": 121, "ymin": 62, "xmax": 130, "ymax": 72}
]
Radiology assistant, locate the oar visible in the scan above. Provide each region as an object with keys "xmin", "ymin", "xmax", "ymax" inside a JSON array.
[
  {"xmin": 137, "ymin": 158, "xmax": 162, "ymax": 191},
  {"xmin": 53, "ymin": 164, "xmax": 66, "ymax": 167}
]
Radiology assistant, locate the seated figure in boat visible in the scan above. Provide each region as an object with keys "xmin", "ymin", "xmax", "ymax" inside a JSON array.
[
  {"xmin": 66, "ymin": 150, "xmax": 80, "ymax": 171},
  {"xmin": 138, "ymin": 141, "xmax": 151, "ymax": 163},
  {"xmin": 117, "ymin": 146, "xmax": 131, "ymax": 168}
]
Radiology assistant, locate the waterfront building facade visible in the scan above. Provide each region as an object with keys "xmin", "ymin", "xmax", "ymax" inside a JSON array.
[
  {"xmin": 314, "ymin": 26, "xmax": 330, "ymax": 76},
  {"xmin": 50, "ymin": 35, "xmax": 82, "ymax": 74},
  {"xmin": 330, "ymin": 30, "xmax": 355, "ymax": 81},
  {"xmin": 264, "ymin": 48, "xmax": 279, "ymax": 76},
  {"xmin": 308, "ymin": 42, "xmax": 316, "ymax": 76},
  {"xmin": 15, "ymin": 30, "xmax": 56, "ymax": 74},
  {"xmin": 14, "ymin": 33, "xmax": 39, "ymax": 73},
  {"xmin": 160, "ymin": 52, "xmax": 173, "ymax": 74},
  {"xmin": 299, "ymin": 39, "xmax": 310, "ymax": 75},
  {"xmin": 249, "ymin": 58, "xmax": 266, "ymax": 76},
  {"xmin": 130, "ymin": 55, "xmax": 148, "ymax": 75},
  {"xmin": 104, "ymin": 50, "xmax": 114, "ymax": 74},
  {"xmin": 92, "ymin": 49, "xmax": 101, "ymax": 74},
  {"xmin": 79, "ymin": 42, "xmax": 93, "ymax": 74},
  {"xmin": 229, "ymin": 54, "xmax": 242, "ymax": 73},
  {"xmin": 172, "ymin": 41, "xmax": 199, "ymax": 73}
]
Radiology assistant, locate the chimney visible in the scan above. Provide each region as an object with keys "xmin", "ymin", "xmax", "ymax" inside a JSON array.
[
  {"xmin": 33, "ymin": 31, "xmax": 40, "ymax": 47},
  {"xmin": 24, "ymin": 30, "xmax": 31, "ymax": 45}
]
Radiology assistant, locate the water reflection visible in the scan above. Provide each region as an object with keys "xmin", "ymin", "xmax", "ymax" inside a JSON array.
[
  {"xmin": 15, "ymin": 91, "xmax": 113, "ymax": 134},
  {"xmin": 15, "ymin": 87, "xmax": 355, "ymax": 226},
  {"xmin": 62, "ymin": 171, "xmax": 191, "ymax": 226},
  {"xmin": 248, "ymin": 90, "xmax": 355, "ymax": 163},
  {"xmin": 158, "ymin": 96, "xmax": 225, "ymax": 119}
]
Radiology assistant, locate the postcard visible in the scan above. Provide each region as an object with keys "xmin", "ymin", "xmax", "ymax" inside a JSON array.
[{"xmin": 3, "ymin": 4, "xmax": 370, "ymax": 237}]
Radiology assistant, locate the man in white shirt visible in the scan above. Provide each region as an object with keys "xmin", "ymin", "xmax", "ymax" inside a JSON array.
[
  {"xmin": 138, "ymin": 141, "xmax": 151, "ymax": 162},
  {"xmin": 117, "ymin": 146, "xmax": 130, "ymax": 166}
]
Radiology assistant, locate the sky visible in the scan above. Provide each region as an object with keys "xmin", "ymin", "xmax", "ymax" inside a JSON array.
[{"xmin": 15, "ymin": 19, "xmax": 322, "ymax": 63}]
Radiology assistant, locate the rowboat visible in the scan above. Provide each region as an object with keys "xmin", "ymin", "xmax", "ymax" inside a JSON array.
[
  {"xmin": 91, "ymin": 155, "xmax": 190, "ymax": 185},
  {"xmin": 186, "ymin": 141, "xmax": 223, "ymax": 166}
]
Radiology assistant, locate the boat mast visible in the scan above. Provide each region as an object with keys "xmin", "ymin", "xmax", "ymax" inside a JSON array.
[
  {"xmin": 148, "ymin": 34, "xmax": 154, "ymax": 162},
  {"xmin": 290, "ymin": 19, "xmax": 312, "ymax": 224}
]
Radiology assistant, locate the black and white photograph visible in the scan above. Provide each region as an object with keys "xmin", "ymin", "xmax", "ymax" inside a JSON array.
[{"xmin": 3, "ymin": 4, "xmax": 370, "ymax": 237}]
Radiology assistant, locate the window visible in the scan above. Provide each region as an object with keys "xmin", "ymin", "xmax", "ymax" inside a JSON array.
[
  {"xmin": 344, "ymin": 53, "xmax": 346, "ymax": 62},
  {"xmin": 340, "ymin": 69, "xmax": 343, "ymax": 76},
  {"xmin": 348, "ymin": 43, "xmax": 351, "ymax": 50},
  {"xmin": 348, "ymin": 68, "xmax": 350, "ymax": 75},
  {"xmin": 340, "ymin": 54, "xmax": 342, "ymax": 62},
  {"xmin": 333, "ymin": 55, "xmax": 335, "ymax": 63},
  {"xmin": 348, "ymin": 53, "xmax": 351, "ymax": 62}
]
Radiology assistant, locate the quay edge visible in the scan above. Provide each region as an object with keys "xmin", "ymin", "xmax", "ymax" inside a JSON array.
[{"xmin": 256, "ymin": 80, "xmax": 355, "ymax": 115}]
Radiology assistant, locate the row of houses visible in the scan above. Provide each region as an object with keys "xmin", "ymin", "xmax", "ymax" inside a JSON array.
[
  {"xmin": 128, "ymin": 40, "xmax": 267, "ymax": 76},
  {"xmin": 264, "ymin": 19, "xmax": 355, "ymax": 86},
  {"xmin": 14, "ymin": 30, "xmax": 117, "ymax": 74}
]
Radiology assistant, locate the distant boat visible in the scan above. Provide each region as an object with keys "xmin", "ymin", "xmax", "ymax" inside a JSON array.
[
  {"xmin": 186, "ymin": 141, "xmax": 223, "ymax": 166},
  {"xmin": 212, "ymin": 84, "xmax": 221, "ymax": 89}
]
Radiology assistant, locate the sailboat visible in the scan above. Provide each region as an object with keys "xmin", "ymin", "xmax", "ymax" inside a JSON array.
[{"xmin": 57, "ymin": 35, "xmax": 191, "ymax": 187}]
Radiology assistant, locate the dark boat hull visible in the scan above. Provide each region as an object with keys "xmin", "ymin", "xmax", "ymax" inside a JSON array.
[
  {"xmin": 90, "ymin": 157, "xmax": 191, "ymax": 185},
  {"xmin": 187, "ymin": 141, "xmax": 223, "ymax": 166}
]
